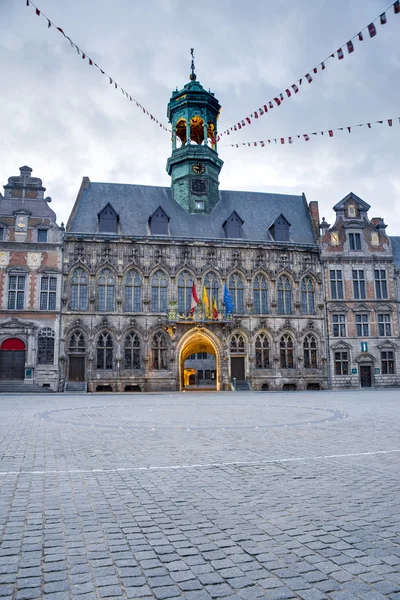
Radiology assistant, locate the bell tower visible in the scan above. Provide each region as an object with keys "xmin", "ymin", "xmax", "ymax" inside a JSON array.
[{"xmin": 166, "ymin": 50, "xmax": 223, "ymax": 214}]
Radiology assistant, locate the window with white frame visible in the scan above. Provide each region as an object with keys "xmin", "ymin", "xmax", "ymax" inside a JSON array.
[
  {"xmin": 375, "ymin": 269, "xmax": 388, "ymax": 299},
  {"xmin": 352, "ymin": 270, "xmax": 365, "ymax": 300},
  {"xmin": 8, "ymin": 274, "xmax": 25, "ymax": 310},
  {"xmin": 378, "ymin": 313, "xmax": 392, "ymax": 337},
  {"xmin": 334, "ymin": 351, "xmax": 349, "ymax": 375},
  {"xmin": 330, "ymin": 270, "xmax": 343, "ymax": 299},
  {"xmin": 349, "ymin": 233, "xmax": 361, "ymax": 250},
  {"xmin": 332, "ymin": 314, "xmax": 346, "ymax": 337},
  {"xmin": 40, "ymin": 276, "xmax": 57, "ymax": 310},
  {"xmin": 381, "ymin": 350, "xmax": 395, "ymax": 374},
  {"xmin": 356, "ymin": 314, "xmax": 369, "ymax": 337}
]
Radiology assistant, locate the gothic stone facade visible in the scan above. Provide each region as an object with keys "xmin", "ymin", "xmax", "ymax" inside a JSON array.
[
  {"xmin": 0, "ymin": 166, "xmax": 64, "ymax": 390},
  {"xmin": 320, "ymin": 192, "xmax": 400, "ymax": 389},
  {"xmin": 61, "ymin": 229, "xmax": 327, "ymax": 393}
]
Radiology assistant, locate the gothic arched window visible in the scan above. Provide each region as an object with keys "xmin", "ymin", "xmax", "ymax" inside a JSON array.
[
  {"xmin": 230, "ymin": 333, "xmax": 245, "ymax": 354},
  {"xmin": 228, "ymin": 274, "xmax": 244, "ymax": 314},
  {"xmin": 303, "ymin": 334, "xmax": 317, "ymax": 369},
  {"xmin": 151, "ymin": 332, "xmax": 167, "ymax": 370},
  {"xmin": 177, "ymin": 271, "xmax": 193, "ymax": 315},
  {"xmin": 97, "ymin": 332, "xmax": 113, "ymax": 370},
  {"xmin": 98, "ymin": 269, "xmax": 115, "ymax": 312},
  {"xmin": 151, "ymin": 270, "xmax": 168, "ymax": 313},
  {"xmin": 280, "ymin": 334, "xmax": 294, "ymax": 369},
  {"xmin": 204, "ymin": 272, "xmax": 220, "ymax": 308},
  {"xmin": 277, "ymin": 276, "xmax": 292, "ymax": 315},
  {"xmin": 71, "ymin": 268, "xmax": 88, "ymax": 311},
  {"xmin": 253, "ymin": 274, "xmax": 268, "ymax": 314},
  {"xmin": 38, "ymin": 328, "xmax": 55, "ymax": 365},
  {"xmin": 124, "ymin": 332, "xmax": 141, "ymax": 370},
  {"xmin": 125, "ymin": 271, "xmax": 142, "ymax": 312},
  {"xmin": 69, "ymin": 332, "xmax": 86, "ymax": 353},
  {"xmin": 301, "ymin": 277, "xmax": 315, "ymax": 315},
  {"xmin": 255, "ymin": 333, "xmax": 270, "ymax": 369}
]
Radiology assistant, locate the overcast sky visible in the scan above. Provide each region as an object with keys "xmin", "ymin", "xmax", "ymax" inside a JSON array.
[{"xmin": 1, "ymin": 0, "xmax": 399, "ymax": 232}]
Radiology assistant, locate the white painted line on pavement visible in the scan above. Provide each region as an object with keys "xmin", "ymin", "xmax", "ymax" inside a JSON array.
[{"xmin": 0, "ymin": 448, "xmax": 399, "ymax": 477}]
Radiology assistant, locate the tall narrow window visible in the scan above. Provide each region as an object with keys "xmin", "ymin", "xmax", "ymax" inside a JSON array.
[
  {"xmin": 71, "ymin": 268, "xmax": 88, "ymax": 311},
  {"xmin": 38, "ymin": 328, "xmax": 55, "ymax": 365},
  {"xmin": 69, "ymin": 332, "xmax": 86, "ymax": 354},
  {"xmin": 303, "ymin": 335, "xmax": 317, "ymax": 369},
  {"xmin": 381, "ymin": 351, "xmax": 395, "ymax": 374},
  {"xmin": 37, "ymin": 229, "xmax": 48, "ymax": 242},
  {"xmin": 335, "ymin": 351, "xmax": 349, "ymax": 375},
  {"xmin": 178, "ymin": 271, "xmax": 193, "ymax": 315},
  {"xmin": 301, "ymin": 277, "xmax": 315, "ymax": 314},
  {"xmin": 332, "ymin": 314, "xmax": 346, "ymax": 337},
  {"xmin": 98, "ymin": 269, "xmax": 115, "ymax": 312},
  {"xmin": 151, "ymin": 270, "xmax": 168, "ymax": 312},
  {"xmin": 40, "ymin": 276, "xmax": 57, "ymax": 310},
  {"xmin": 228, "ymin": 274, "xmax": 244, "ymax": 314},
  {"xmin": 277, "ymin": 276, "xmax": 292, "ymax": 315},
  {"xmin": 349, "ymin": 233, "xmax": 361, "ymax": 250},
  {"xmin": 97, "ymin": 332, "xmax": 113, "ymax": 369},
  {"xmin": 330, "ymin": 270, "xmax": 343, "ymax": 299},
  {"xmin": 352, "ymin": 270, "xmax": 366, "ymax": 300},
  {"xmin": 356, "ymin": 314, "xmax": 369, "ymax": 337},
  {"xmin": 230, "ymin": 333, "xmax": 245, "ymax": 353},
  {"xmin": 124, "ymin": 332, "xmax": 141, "ymax": 369},
  {"xmin": 255, "ymin": 333, "xmax": 269, "ymax": 369},
  {"xmin": 375, "ymin": 270, "xmax": 388, "ymax": 299},
  {"xmin": 151, "ymin": 332, "xmax": 167, "ymax": 369},
  {"xmin": 280, "ymin": 334, "xmax": 294, "ymax": 368},
  {"xmin": 205, "ymin": 272, "xmax": 220, "ymax": 308},
  {"xmin": 125, "ymin": 271, "xmax": 142, "ymax": 312},
  {"xmin": 8, "ymin": 275, "xmax": 25, "ymax": 310},
  {"xmin": 253, "ymin": 275, "xmax": 268, "ymax": 314},
  {"xmin": 0, "ymin": 227, "xmax": 4, "ymax": 241},
  {"xmin": 378, "ymin": 314, "xmax": 392, "ymax": 337}
]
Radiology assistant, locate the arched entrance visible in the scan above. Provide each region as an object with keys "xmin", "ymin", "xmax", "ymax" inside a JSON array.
[
  {"xmin": 177, "ymin": 329, "xmax": 222, "ymax": 391},
  {"xmin": 0, "ymin": 338, "xmax": 26, "ymax": 380}
]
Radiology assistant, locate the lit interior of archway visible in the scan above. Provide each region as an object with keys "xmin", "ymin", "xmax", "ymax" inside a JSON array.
[{"xmin": 180, "ymin": 333, "xmax": 218, "ymax": 390}]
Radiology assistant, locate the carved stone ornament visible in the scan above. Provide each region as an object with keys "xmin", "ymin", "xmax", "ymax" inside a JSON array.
[
  {"xmin": 27, "ymin": 252, "xmax": 42, "ymax": 268},
  {"xmin": 0, "ymin": 251, "xmax": 9, "ymax": 266}
]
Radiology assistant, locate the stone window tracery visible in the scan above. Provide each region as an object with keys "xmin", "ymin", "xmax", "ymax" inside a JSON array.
[
  {"xmin": 38, "ymin": 328, "xmax": 55, "ymax": 365},
  {"xmin": 98, "ymin": 269, "xmax": 115, "ymax": 312},
  {"xmin": 151, "ymin": 332, "xmax": 167, "ymax": 370},
  {"xmin": 253, "ymin": 274, "xmax": 268, "ymax": 314},
  {"xmin": 97, "ymin": 332, "xmax": 113, "ymax": 370},
  {"xmin": 301, "ymin": 277, "xmax": 315, "ymax": 314},
  {"xmin": 151, "ymin": 270, "xmax": 168, "ymax": 313},
  {"xmin": 69, "ymin": 332, "xmax": 86, "ymax": 353},
  {"xmin": 277, "ymin": 276, "xmax": 292, "ymax": 315},
  {"xmin": 124, "ymin": 332, "xmax": 141, "ymax": 370},
  {"xmin": 280, "ymin": 334, "xmax": 294, "ymax": 369},
  {"xmin": 303, "ymin": 334, "xmax": 317, "ymax": 369},
  {"xmin": 71, "ymin": 268, "xmax": 88, "ymax": 311},
  {"xmin": 255, "ymin": 333, "xmax": 269, "ymax": 369},
  {"xmin": 204, "ymin": 272, "xmax": 220, "ymax": 307},
  {"xmin": 228, "ymin": 274, "xmax": 244, "ymax": 314},
  {"xmin": 125, "ymin": 271, "xmax": 142, "ymax": 312},
  {"xmin": 177, "ymin": 271, "xmax": 193, "ymax": 315},
  {"xmin": 230, "ymin": 333, "xmax": 245, "ymax": 354}
]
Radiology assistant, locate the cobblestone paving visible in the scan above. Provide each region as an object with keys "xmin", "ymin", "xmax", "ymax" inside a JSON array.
[{"xmin": 0, "ymin": 389, "xmax": 400, "ymax": 600}]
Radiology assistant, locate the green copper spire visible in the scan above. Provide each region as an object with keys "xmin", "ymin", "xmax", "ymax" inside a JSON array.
[{"xmin": 166, "ymin": 52, "xmax": 223, "ymax": 214}]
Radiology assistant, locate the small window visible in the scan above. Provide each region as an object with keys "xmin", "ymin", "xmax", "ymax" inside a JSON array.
[
  {"xmin": 332, "ymin": 314, "xmax": 346, "ymax": 337},
  {"xmin": 352, "ymin": 270, "xmax": 365, "ymax": 300},
  {"xmin": 0, "ymin": 227, "xmax": 4, "ymax": 241},
  {"xmin": 37, "ymin": 229, "xmax": 48, "ymax": 242},
  {"xmin": 330, "ymin": 270, "xmax": 343, "ymax": 300},
  {"xmin": 223, "ymin": 212, "xmax": 243, "ymax": 239},
  {"xmin": 378, "ymin": 314, "xmax": 392, "ymax": 337},
  {"xmin": 98, "ymin": 204, "xmax": 118, "ymax": 233},
  {"xmin": 335, "ymin": 351, "xmax": 349, "ymax": 375},
  {"xmin": 349, "ymin": 233, "xmax": 361, "ymax": 250},
  {"xmin": 356, "ymin": 314, "xmax": 369, "ymax": 337},
  {"xmin": 149, "ymin": 207, "xmax": 169, "ymax": 235},
  {"xmin": 269, "ymin": 214, "xmax": 291, "ymax": 242},
  {"xmin": 381, "ymin": 351, "xmax": 395, "ymax": 374}
]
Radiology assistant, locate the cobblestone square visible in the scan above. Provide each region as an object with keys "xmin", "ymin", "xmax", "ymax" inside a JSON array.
[{"xmin": 0, "ymin": 389, "xmax": 399, "ymax": 599}]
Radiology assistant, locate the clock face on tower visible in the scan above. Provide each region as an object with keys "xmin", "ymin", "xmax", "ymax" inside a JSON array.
[{"xmin": 192, "ymin": 162, "xmax": 205, "ymax": 175}]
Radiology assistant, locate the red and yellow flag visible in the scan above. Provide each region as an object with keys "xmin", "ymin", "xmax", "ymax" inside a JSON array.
[{"xmin": 213, "ymin": 297, "xmax": 218, "ymax": 319}]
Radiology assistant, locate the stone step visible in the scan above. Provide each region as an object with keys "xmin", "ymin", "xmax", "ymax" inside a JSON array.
[
  {"xmin": 64, "ymin": 381, "xmax": 87, "ymax": 393},
  {"xmin": 0, "ymin": 380, "xmax": 53, "ymax": 393},
  {"xmin": 235, "ymin": 380, "xmax": 251, "ymax": 391}
]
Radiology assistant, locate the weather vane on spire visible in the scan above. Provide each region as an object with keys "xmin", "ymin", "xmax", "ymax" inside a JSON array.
[{"xmin": 190, "ymin": 48, "xmax": 196, "ymax": 81}]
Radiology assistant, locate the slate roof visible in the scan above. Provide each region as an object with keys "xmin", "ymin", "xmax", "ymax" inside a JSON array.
[
  {"xmin": 67, "ymin": 182, "xmax": 316, "ymax": 245},
  {"xmin": 0, "ymin": 195, "xmax": 56, "ymax": 220},
  {"xmin": 390, "ymin": 237, "xmax": 400, "ymax": 268}
]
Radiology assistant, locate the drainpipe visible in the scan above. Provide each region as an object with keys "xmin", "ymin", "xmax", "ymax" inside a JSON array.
[
  {"xmin": 58, "ymin": 241, "xmax": 64, "ymax": 392},
  {"xmin": 321, "ymin": 260, "xmax": 332, "ymax": 390}
]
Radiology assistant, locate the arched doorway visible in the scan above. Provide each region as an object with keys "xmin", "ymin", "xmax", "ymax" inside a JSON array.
[
  {"xmin": 178, "ymin": 329, "xmax": 221, "ymax": 391},
  {"xmin": 0, "ymin": 338, "xmax": 26, "ymax": 380},
  {"xmin": 68, "ymin": 332, "xmax": 86, "ymax": 382}
]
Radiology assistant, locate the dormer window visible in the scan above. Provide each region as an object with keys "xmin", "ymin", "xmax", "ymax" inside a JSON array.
[
  {"xmin": 149, "ymin": 207, "xmax": 169, "ymax": 235},
  {"xmin": 37, "ymin": 228, "xmax": 48, "ymax": 242},
  {"xmin": 223, "ymin": 211, "xmax": 243, "ymax": 238},
  {"xmin": 269, "ymin": 214, "xmax": 291, "ymax": 242},
  {"xmin": 98, "ymin": 203, "xmax": 119, "ymax": 233},
  {"xmin": 349, "ymin": 232, "xmax": 361, "ymax": 250}
]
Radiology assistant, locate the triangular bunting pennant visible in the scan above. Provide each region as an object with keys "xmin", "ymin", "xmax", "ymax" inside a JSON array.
[
  {"xmin": 269, "ymin": 101, "xmax": 274, "ymax": 109},
  {"xmin": 246, "ymin": 117, "xmax": 251, "ymax": 124},
  {"xmin": 321, "ymin": 62, "xmax": 325, "ymax": 70},
  {"xmin": 35, "ymin": 8, "xmax": 40, "ymax": 15},
  {"xmin": 358, "ymin": 32, "xmax": 364, "ymax": 40}
]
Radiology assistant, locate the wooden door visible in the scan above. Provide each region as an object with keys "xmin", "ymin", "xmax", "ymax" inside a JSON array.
[
  {"xmin": 0, "ymin": 350, "xmax": 25, "ymax": 380},
  {"xmin": 360, "ymin": 365, "xmax": 372, "ymax": 388},
  {"xmin": 69, "ymin": 356, "xmax": 85, "ymax": 381},
  {"xmin": 231, "ymin": 356, "xmax": 245, "ymax": 380}
]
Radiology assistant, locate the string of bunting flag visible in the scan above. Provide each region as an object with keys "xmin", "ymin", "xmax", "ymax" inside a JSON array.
[
  {"xmin": 217, "ymin": 1, "xmax": 400, "ymax": 140},
  {"xmin": 224, "ymin": 115, "xmax": 400, "ymax": 148},
  {"xmin": 25, "ymin": 0, "xmax": 170, "ymax": 132}
]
